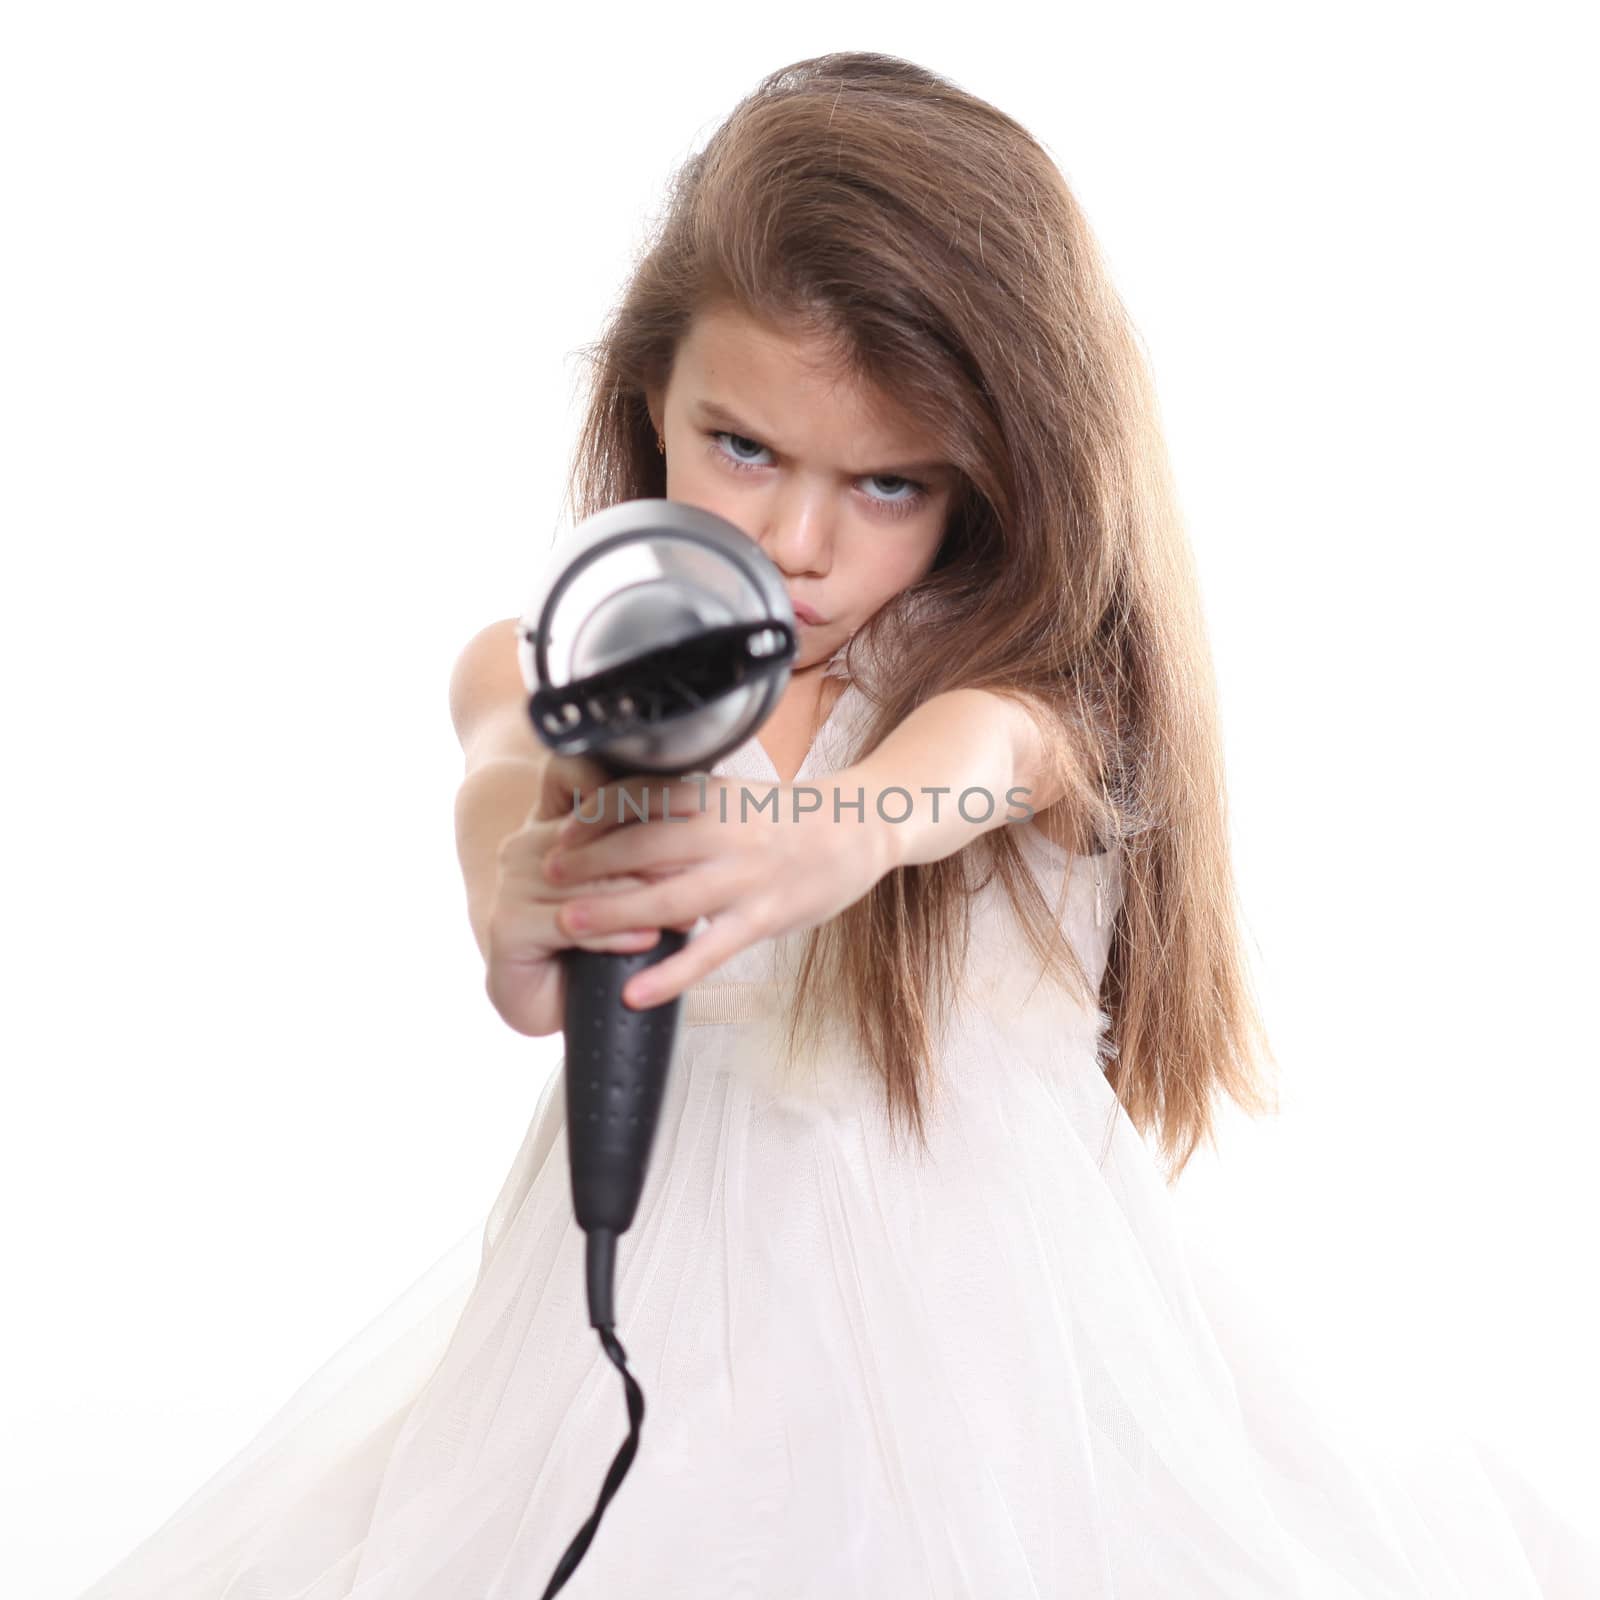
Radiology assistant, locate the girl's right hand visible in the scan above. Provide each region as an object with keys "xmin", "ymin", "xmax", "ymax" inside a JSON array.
[{"xmin": 482, "ymin": 753, "xmax": 695, "ymax": 1037}]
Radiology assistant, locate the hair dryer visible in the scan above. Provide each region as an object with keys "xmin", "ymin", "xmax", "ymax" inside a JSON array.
[{"xmin": 517, "ymin": 498, "xmax": 797, "ymax": 1594}]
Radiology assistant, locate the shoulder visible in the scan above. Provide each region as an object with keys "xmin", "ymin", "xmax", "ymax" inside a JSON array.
[
  {"xmin": 967, "ymin": 686, "xmax": 1098, "ymax": 856},
  {"xmin": 448, "ymin": 617, "xmax": 544, "ymax": 768}
]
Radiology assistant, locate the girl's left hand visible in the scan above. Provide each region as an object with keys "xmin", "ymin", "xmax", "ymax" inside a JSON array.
[{"xmin": 538, "ymin": 769, "xmax": 897, "ymax": 1010}]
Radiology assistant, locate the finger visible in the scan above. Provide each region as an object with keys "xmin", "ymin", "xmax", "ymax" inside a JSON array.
[
  {"xmin": 532, "ymin": 754, "xmax": 609, "ymax": 822},
  {"xmin": 555, "ymin": 774, "xmax": 711, "ymax": 846},
  {"xmin": 574, "ymin": 927, "xmax": 661, "ymax": 954},
  {"xmin": 619, "ymin": 907, "xmax": 756, "ymax": 1010},
  {"xmin": 496, "ymin": 877, "xmax": 656, "ymax": 958},
  {"xmin": 547, "ymin": 823, "xmax": 706, "ymax": 888},
  {"xmin": 557, "ymin": 868, "xmax": 721, "ymax": 941},
  {"xmin": 548, "ymin": 869, "xmax": 653, "ymax": 904}
]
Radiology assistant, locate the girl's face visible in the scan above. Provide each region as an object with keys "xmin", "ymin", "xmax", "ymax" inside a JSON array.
[{"xmin": 646, "ymin": 303, "xmax": 957, "ymax": 673}]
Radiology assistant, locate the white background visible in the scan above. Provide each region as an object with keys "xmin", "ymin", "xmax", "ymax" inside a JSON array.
[{"xmin": 3, "ymin": 3, "xmax": 1595, "ymax": 1593}]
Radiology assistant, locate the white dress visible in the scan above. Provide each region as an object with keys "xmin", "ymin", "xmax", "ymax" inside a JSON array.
[{"xmin": 75, "ymin": 673, "xmax": 1600, "ymax": 1599}]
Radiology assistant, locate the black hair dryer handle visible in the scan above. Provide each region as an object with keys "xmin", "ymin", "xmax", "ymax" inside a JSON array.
[{"xmin": 561, "ymin": 934, "xmax": 689, "ymax": 1329}]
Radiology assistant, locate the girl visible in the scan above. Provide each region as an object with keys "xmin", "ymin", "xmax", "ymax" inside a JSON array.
[{"xmin": 77, "ymin": 50, "xmax": 1597, "ymax": 1599}]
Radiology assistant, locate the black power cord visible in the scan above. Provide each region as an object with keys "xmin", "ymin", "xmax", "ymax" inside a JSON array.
[{"xmin": 538, "ymin": 1230, "xmax": 646, "ymax": 1597}]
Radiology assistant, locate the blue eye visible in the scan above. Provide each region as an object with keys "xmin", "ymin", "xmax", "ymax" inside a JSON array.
[
  {"xmin": 715, "ymin": 432, "xmax": 768, "ymax": 467},
  {"xmin": 705, "ymin": 430, "xmax": 930, "ymax": 519}
]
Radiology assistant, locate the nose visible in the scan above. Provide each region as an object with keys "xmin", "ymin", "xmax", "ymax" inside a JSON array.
[{"xmin": 756, "ymin": 478, "xmax": 835, "ymax": 577}]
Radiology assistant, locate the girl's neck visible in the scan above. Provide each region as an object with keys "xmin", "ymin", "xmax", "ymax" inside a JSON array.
[{"xmin": 758, "ymin": 665, "xmax": 847, "ymax": 784}]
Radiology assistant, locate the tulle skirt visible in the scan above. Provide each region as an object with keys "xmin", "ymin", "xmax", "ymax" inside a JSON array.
[{"xmin": 76, "ymin": 971, "xmax": 1600, "ymax": 1598}]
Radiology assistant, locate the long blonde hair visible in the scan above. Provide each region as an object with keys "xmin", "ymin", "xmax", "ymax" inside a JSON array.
[{"xmin": 561, "ymin": 51, "xmax": 1277, "ymax": 1184}]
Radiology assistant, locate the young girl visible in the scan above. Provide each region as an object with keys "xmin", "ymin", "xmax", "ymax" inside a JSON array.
[{"xmin": 77, "ymin": 50, "xmax": 1597, "ymax": 1600}]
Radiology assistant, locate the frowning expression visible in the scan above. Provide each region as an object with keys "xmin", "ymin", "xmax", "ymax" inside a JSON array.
[{"xmin": 646, "ymin": 303, "xmax": 956, "ymax": 671}]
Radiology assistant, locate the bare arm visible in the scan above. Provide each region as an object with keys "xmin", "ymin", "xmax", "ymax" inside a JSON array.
[
  {"xmin": 448, "ymin": 618, "xmax": 554, "ymax": 959},
  {"xmin": 852, "ymin": 688, "xmax": 1081, "ymax": 869},
  {"xmin": 449, "ymin": 618, "xmax": 666, "ymax": 1033}
]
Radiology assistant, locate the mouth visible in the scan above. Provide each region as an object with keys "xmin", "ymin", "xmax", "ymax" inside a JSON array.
[{"xmin": 790, "ymin": 598, "xmax": 825, "ymax": 626}]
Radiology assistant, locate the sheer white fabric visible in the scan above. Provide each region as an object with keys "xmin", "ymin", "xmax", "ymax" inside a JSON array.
[{"xmin": 75, "ymin": 672, "xmax": 1600, "ymax": 1598}]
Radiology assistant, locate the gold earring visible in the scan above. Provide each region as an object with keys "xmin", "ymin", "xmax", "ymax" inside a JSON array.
[{"xmin": 656, "ymin": 434, "xmax": 665, "ymax": 455}]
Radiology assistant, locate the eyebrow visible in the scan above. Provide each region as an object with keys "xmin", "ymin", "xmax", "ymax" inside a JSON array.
[{"xmin": 691, "ymin": 398, "xmax": 950, "ymax": 480}]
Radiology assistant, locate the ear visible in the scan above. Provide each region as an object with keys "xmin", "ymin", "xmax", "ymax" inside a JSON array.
[{"xmin": 644, "ymin": 386, "xmax": 663, "ymax": 439}]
